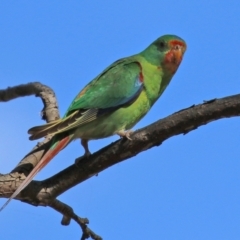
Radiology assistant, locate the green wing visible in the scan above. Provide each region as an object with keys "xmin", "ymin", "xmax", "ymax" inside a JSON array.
[
  {"xmin": 28, "ymin": 57, "xmax": 144, "ymax": 139},
  {"xmin": 65, "ymin": 58, "xmax": 143, "ymax": 114}
]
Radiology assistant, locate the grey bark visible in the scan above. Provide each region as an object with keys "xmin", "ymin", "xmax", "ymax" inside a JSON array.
[{"xmin": 1, "ymin": 82, "xmax": 240, "ymax": 239}]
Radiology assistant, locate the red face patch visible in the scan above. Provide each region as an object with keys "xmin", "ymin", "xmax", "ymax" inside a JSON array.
[
  {"xmin": 169, "ymin": 40, "xmax": 186, "ymax": 49},
  {"xmin": 163, "ymin": 40, "xmax": 185, "ymax": 74}
]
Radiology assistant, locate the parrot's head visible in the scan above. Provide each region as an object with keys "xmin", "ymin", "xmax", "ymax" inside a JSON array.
[{"xmin": 142, "ymin": 34, "xmax": 187, "ymax": 75}]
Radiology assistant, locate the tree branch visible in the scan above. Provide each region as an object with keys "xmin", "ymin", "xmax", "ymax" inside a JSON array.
[
  {"xmin": 0, "ymin": 82, "xmax": 101, "ymax": 238},
  {"xmin": 0, "ymin": 82, "xmax": 60, "ymax": 121},
  {"xmin": 1, "ymin": 83, "xmax": 240, "ymax": 239},
  {"xmin": 0, "ymin": 82, "xmax": 58, "ymax": 175},
  {"xmin": 49, "ymin": 199, "xmax": 102, "ymax": 240},
  {"xmin": 33, "ymin": 94, "xmax": 240, "ymax": 200}
]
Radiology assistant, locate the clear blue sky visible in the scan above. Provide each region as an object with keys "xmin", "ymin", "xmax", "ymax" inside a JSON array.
[{"xmin": 0, "ymin": 1, "xmax": 240, "ymax": 239}]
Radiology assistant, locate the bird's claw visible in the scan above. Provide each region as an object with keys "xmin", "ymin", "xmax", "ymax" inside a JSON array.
[{"xmin": 117, "ymin": 130, "xmax": 134, "ymax": 140}]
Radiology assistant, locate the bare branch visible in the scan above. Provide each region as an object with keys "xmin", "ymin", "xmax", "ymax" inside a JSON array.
[
  {"xmin": 1, "ymin": 82, "xmax": 240, "ymax": 238},
  {"xmin": 36, "ymin": 94, "xmax": 240, "ymax": 199},
  {"xmin": 1, "ymin": 93, "xmax": 239, "ymax": 203},
  {"xmin": 49, "ymin": 199, "xmax": 102, "ymax": 240},
  {"xmin": 0, "ymin": 82, "xmax": 60, "ymax": 121},
  {"xmin": 0, "ymin": 82, "xmax": 102, "ymax": 237},
  {"xmin": 0, "ymin": 82, "xmax": 59, "ymax": 174}
]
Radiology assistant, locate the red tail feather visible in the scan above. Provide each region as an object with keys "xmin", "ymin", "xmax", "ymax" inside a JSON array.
[{"xmin": 0, "ymin": 135, "xmax": 72, "ymax": 211}]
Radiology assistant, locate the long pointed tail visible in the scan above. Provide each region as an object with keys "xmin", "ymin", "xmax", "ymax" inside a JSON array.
[{"xmin": 0, "ymin": 134, "xmax": 73, "ymax": 211}]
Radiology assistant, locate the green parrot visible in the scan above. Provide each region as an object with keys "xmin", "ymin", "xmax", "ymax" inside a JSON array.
[{"xmin": 0, "ymin": 34, "xmax": 186, "ymax": 210}]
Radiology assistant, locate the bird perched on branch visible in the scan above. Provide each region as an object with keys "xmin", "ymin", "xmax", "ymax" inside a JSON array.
[{"xmin": 1, "ymin": 34, "xmax": 186, "ymax": 211}]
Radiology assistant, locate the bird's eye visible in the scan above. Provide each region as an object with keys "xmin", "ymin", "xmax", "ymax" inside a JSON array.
[
  {"xmin": 174, "ymin": 45, "xmax": 180, "ymax": 50},
  {"xmin": 158, "ymin": 41, "xmax": 165, "ymax": 49}
]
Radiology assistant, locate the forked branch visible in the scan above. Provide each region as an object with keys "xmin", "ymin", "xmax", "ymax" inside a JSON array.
[{"xmin": 1, "ymin": 83, "xmax": 240, "ymax": 239}]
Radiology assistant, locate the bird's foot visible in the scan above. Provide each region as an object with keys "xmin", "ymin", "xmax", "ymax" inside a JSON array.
[
  {"xmin": 75, "ymin": 139, "xmax": 91, "ymax": 165},
  {"xmin": 75, "ymin": 138, "xmax": 91, "ymax": 165},
  {"xmin": 117, "ymin": 130, "xmax": 134, "ymax": 140}
]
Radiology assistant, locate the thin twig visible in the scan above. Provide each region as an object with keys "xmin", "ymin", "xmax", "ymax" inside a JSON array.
[{"xmin": 49, "ymin": 199, "xmax": 102, "ymax": 240}]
